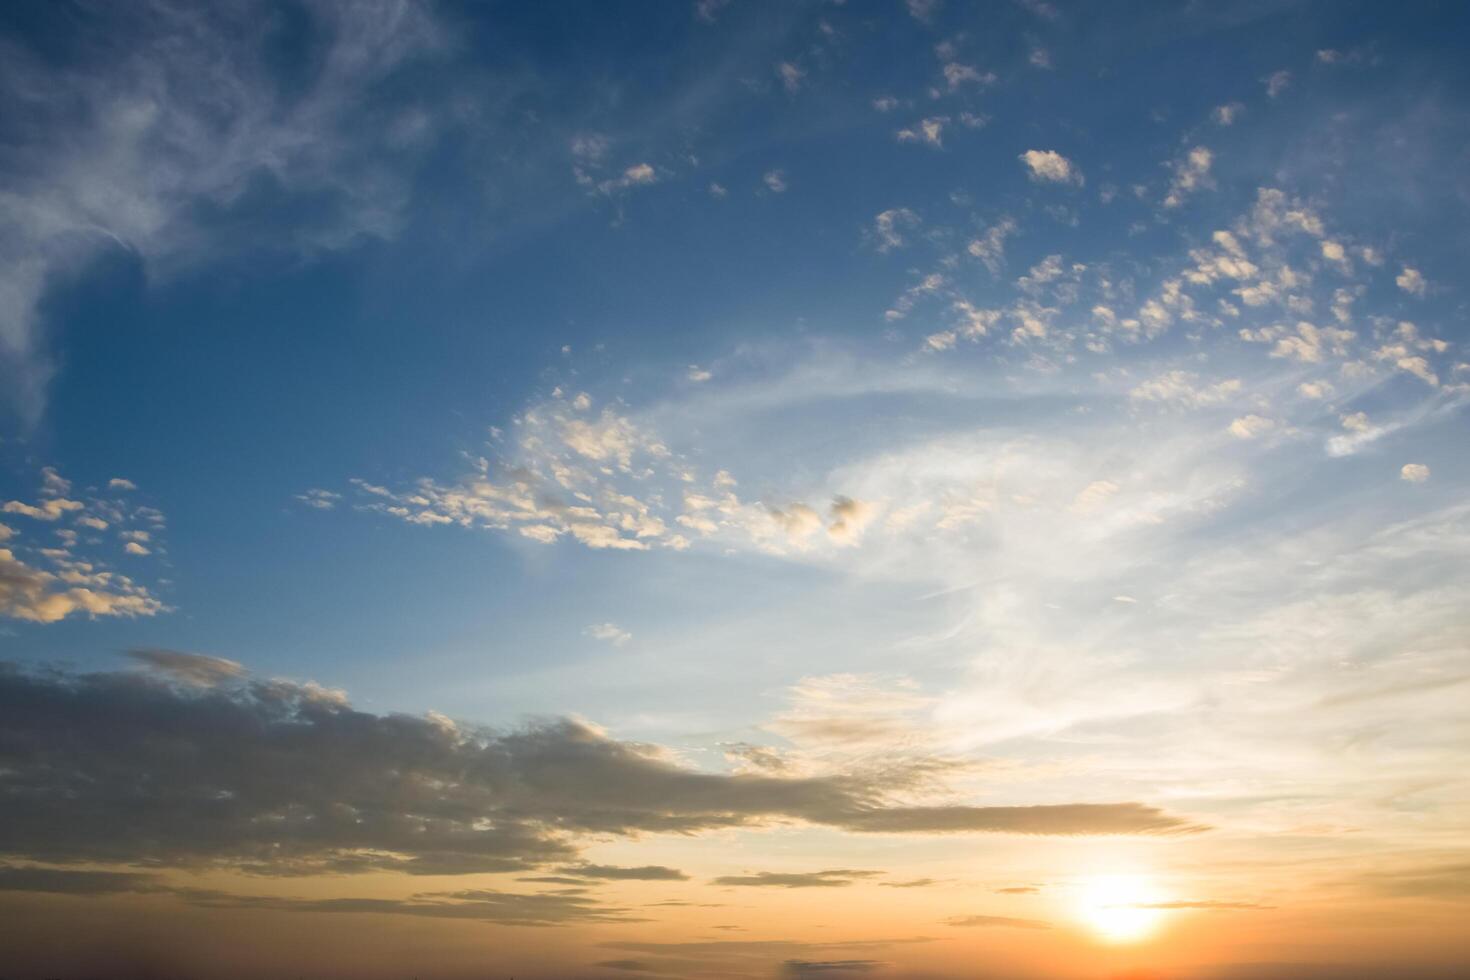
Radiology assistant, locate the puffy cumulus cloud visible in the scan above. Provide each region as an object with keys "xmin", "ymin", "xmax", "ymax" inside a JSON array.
[
  {"xmin": 896, "ymin": 117, "xmax": 948, "ymax": 149},
  {"xmin": 1239, "ymin": 321, "xmax": 1356, "ymax": 363},
  {"xmin": 1372, "ymin": 322, "xmax": 1446, "ymax": 386},
  {"xmin": 2, "ymin": 497, "xmax": 84, "ymax": 521},
  {"xmin": 0, "ymin": 548, "xmax": 164, "ymax": 623},
  {"xmin": 942, "ymin": 63, "xmax": 995, "ymax": 91},
  {"xmin": 1, "ymin": 473, "xmax": 169, "ymax": 611},
  {"xmin": 827, "ymin": 496, "xmax": 876, "ymax": 545},
  {"xmin": 763, "ymin": 169, "xmax": 788, "ymax": 193},
  {"xmin": 776, "ymin": 61, "xmax": 805, "ymax": 94},
  {"xmin": 713, "ymin": 869, "xmax": 882, "ymax": 888},
  {"xmin": 584, "ymin": 622, "xmax": 633, "ymax": 647},
  {"xmin": 1396, "ymin": 266, "xmax": 1428, "ymax": 297},
  {"xmin": 1129, "ymin": 371, "xmax": 1242, "ymax": 409},
  {"xmin": 0, "ymin": 0, "xmax": 452, "ymax": 420},
  {"xmin": 296, "ymin": 488, "xmax": 341, "ymax": 510},
  {"xmin": 1400, "ymin": 463, "xmax": 1431, "ymax": 483},
  {"xmin": 1019, "ymin": 150, "xmax": 1082, "ymax": 185},
  {"xmin": 1228, "ymin": 414, "xmax": 1275, "ymax": 439},
  {"xmin": 1213, "ymin": 102, "xmax": 1244, "ymax": 125},
  {"xmin": 127, "ymin": 648, "xmax": 245, "ymax": 687},
  {"xmin": 1163, "ymin": 146, "xmax": 1214, "ymax": 209},
  {"xmin": 872, "ymin": 208, "xmax": 920, "ymax": 252},
  {"xmin": 966, "ymin": 217, "xmax": 1017, "ymax": 275},
  {"xmin": 0, "ymin": 661, "xmax": 1201, "ymax": 876}
]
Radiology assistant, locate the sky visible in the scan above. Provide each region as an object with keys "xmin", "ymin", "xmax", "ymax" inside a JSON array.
[{"xmin": 1, "ymin": 1, "xmax": 1468, "ymax": 977}]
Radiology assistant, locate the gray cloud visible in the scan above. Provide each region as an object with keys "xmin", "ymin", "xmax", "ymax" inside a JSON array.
[
  {"xmin": 1129, "ymin": 900, "xmax": 1274, "ymax": 910},
  {"xmin": 943, "ymin": 914, "xmax": 1050, "ymax": 929},
  {"xmin": 0, "ymin": 661, "xmax": 1201, "ymax": 877},
  {"xmin": 878, "ymin": 878, "xmax": 942, "ymax": 888},
  {"xmin": 1358, "ymin": 863, "xmax": 1470, "ymax": 900},
  {"xmin": 712, "ymin": 869, "xmax": 883, "ymax": 889},
  {"xmin": 556, "ymin": 864, "xmax": 689, "ymax": 881},
  {"xmin": 0, "ymin": 865, "xmax": 158, "ymax": 895},
  {"xmin": 784, "ymin": 961, "xmax": 884, "ymax": 976},
  {"xmin": 126, "ymin": 648, "xmax": 245, "ymax": 686}
]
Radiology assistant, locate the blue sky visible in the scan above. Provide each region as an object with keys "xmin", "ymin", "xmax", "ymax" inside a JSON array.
[{"xmin": 2, "ymin": 2, "xmax": 1469, "ymax": 977}]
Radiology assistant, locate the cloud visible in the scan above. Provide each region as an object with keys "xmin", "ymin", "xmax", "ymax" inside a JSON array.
[
  {"xmin": 1396, "ymin": 266, "xmax": 1428, "ymax": 297},
  {"xmin": 712, "ymin": 870, "xmax": 882, "ymax": 888},
  {"xmin": 995, "ymin": 886, "xmax": 1041, "ymax": 894},
  {"xmin": 0, "ymin": 865, "xmax": 158, "ymax": 895},
  {"xmin": 1401, "ymin": 464, "xmax": 1431, "ymax": 483},
  {"xmin": 873, "ymin": 209, "xmax": 920, "ymax": 252},
  {"xmin": 127, "ymin": 648, "xmax": 246, "ymax": 687},
  {"xmin": 879, "ymin": 878, "xmax": 942, "ymax": 888},
  {"xmin": 1163, "ymin": 146, "xmax": 1214, "ymax": 208},
  {"xmin": 1130, "ymin": 371, "xmax": 1241, "ymax": 408},
  {"xmin": 1126, "ymin": 900, "xmax": 1274, "ymax": 910},
  {"xmin": 906, "ymin": 0, "xmax": 939, "ymax": 23},
  {"xmin": 897, "ymin": 117, "xmax": 948, "ymax": 149},
  {"xmin": 1228, "ymin": 414, "xmax": 1275, "ymax": 439},
  {"xmin": 584, "ymin": 622, "xmax": 633, "ymax": 647},
  {"xmin": 1213, "ymin": 102, "xmax": 1244, "ymax": 125},
  {"xmin": 0, "ymin": 0, "xmax": 451, "ymax": 420},
  {"xmin": 942, "ymin": 64, "xmax": 995, "ymax": 90},
  {"xmin": 764, "ymin": 170, "xmax": 788, "ymax": 193},
  {"xmin": 943, "ymin": 914, "xmax": 1050, "ymax": 929},
  {"xmin": 777, "ymin": 62, "xmax": 806, "ymax": 94},
  {"xmin": 1019, "ymin": 150, "xmax": 1082, "ymax": 185},
  {"xmin": 967, "ymin": 217, "xmax": 1018, "ymax": 275},
  {"xmin": 0, "ymin": 548, "xmax": 164, "ymax": 623},
  {"xmin": 296, "ymin": 488, "xmax": 342, "ymax": 510},
  {"xmin": 1358, "ymin": 862, "xmax": 1470, "ymax": 899},
  {"xmin": 556, "ymin": 864, "xmax": 689, "ymax": 881},
  {"xmin": 0, "ymin": 662, "xmax": 1201, "ymax": 876},
  {"xmin": 784, "ymin": 961, "xmax": 883, "ymax": 976},
  {"xmin": 827, "ymin": 496, "xmax": 875, "ymax": 544},
  {"xmin": 1265, "ymin": 69, "xmax": 1291, "ymax": 97}
]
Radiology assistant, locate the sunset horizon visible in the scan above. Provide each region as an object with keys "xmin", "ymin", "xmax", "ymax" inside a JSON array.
[{"xmin": 1, "ymin": 2, "xmax": 1468, "ymax": 978}]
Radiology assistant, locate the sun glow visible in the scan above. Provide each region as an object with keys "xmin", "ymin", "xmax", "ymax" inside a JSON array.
[{"xmin": 1078, "ymin": 874, "xmax": 1168, "ymax": 943}]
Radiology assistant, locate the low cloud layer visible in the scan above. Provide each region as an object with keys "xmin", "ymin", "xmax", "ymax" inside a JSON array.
[{"xmin": 0, "ymin": 657, "xmax": 1200, "ymax": 877}]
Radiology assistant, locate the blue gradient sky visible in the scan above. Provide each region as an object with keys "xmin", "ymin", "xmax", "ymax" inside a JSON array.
[{"xmin": 2, "ymin": 2, "xmax": 1468, "ymax": 977}]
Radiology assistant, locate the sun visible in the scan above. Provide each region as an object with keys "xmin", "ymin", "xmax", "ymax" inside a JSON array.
[{"xmin": 1078, "ymin": 874, "xmax": 1168, "ymax": 943}]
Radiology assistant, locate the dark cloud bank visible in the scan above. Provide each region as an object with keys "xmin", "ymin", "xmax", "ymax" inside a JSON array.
[{"xmin": 0, "ymin": 654, "xmax": 1201, "ymax": 923}]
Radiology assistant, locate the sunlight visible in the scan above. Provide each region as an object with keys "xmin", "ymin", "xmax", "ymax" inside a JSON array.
[{"xmin": 1078, "ymin": 874, "xmax": 1168, "ymax": 943}]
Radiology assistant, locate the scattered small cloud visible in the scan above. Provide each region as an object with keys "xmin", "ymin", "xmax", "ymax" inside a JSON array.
[
  {"xmin": 1020, "ymin": 149, "xmax": 1082, "ymax": 185},
  {"xmin": 584, "ymin": 622, "xmax": 633, "ymax": 647}
]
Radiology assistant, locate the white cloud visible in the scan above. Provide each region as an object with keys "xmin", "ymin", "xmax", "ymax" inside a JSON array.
[
  {"xmin": 0, "ymin": 2, "xmax": 451, "ymax": 421},
  {"xmin": 1228, "ymin": 414, "xmax": 1275, "ymax": 439},
  {"xmin": 1400, "ymin": 463, "xmax": 1430, "ymax": 483},
  {"xmin": 896, "ymin": 117, "xmax": 948, "ymax": 149},
  {"xmin": 1212, "ymin": 102, "xmax": 1244, "ymax": 126},
  {"xmin": 777, "ymin": 61, "xmax": 805, "ymax": 94},
  {"xmin": 1396, "ymin": 266, "xmax": 1427, "ymax": 297},
  {"xmin": 966, "ymin": 217, "xmax": 1017, "ymax": 275},
  {"xmin": 873, "ymin": 208, "xmax": 920, "ymax": 252},
  {"xmin": 1019, "ymin": 150, "xmax": 1082, "ymax": 185},
  {"xmin": 1130, "ymin": 371, "xmax": 1241, "ymax": 409},
  {"xmin": 942, "ymin": 63, "xmax": 995, "ymax": 90},
  {"xmin": 763, "ymin": 170, "xmax": 788, "ymax": 193},
  {"xmin": 1264, "ymin": 69, "xmax": 1291, "ymax": 98},
  {"xmin": 583, "ymin": 622, "xmax": 632, "ymax": 646},
  {"xmin": 1163, "ymin": 146, "xmax": 1214, "ymax": 208}
]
